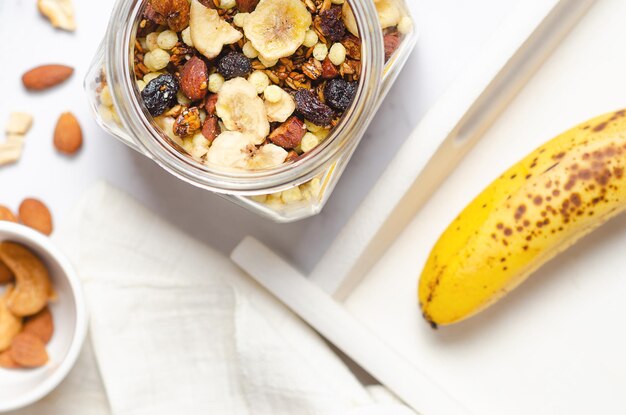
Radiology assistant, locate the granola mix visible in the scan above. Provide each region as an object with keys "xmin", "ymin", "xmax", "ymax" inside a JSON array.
[{"xmin": 127, "ymin": 0, "xmax": 412, "ymax": 173}]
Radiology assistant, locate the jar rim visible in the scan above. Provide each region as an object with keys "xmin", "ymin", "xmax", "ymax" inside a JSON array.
[{"xmin": 105, "ymin": 0, "xmax": 385, "ymax": 194}]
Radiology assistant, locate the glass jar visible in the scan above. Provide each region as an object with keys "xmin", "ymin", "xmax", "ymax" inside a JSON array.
[{"xmin": 86, "ymin": 0, "xmax": 417, "ymax": 222}]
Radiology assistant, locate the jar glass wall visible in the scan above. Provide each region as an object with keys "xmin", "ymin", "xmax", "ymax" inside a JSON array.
[{"xmin": 86, "ymin": 0, "xmax": 417, "ymax": 222}]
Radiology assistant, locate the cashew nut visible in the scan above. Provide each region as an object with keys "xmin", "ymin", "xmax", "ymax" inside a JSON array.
[
  {"xmin": 0, "ymin": 287, "xmax": 23, "ymax": 352},
  {"xmin": 0, "ymin": 242, "xmax": 52, "ymax": 317}
]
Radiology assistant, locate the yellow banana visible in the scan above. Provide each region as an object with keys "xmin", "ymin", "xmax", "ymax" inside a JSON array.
[{"xmin": 419, "ymin": 109, "xmax": 626, "ymax": 327}]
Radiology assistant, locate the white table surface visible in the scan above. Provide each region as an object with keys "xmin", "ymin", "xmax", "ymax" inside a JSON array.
[{"xmin": 0, "ymin": 0, "xmax": 518, "ymax": 272}]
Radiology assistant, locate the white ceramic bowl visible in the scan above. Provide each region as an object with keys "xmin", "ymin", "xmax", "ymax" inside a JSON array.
[{"xmin": 0, "ymin": 222, "xmax": 87, "ymax": 412}]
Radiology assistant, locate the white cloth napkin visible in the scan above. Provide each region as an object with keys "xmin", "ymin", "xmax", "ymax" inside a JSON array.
[{"xmin": 9, "ymin": 182, "xmax": 414, "ymax": 415}]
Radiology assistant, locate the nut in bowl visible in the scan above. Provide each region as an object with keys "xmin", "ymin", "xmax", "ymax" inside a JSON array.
[{"xmin": 0, "ymin": 222, "xmax": 87, "ymax": 412}]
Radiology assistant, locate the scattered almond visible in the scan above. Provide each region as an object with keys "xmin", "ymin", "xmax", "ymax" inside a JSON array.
[
  {"xmin": 180, "ymin": 57, "xmax": 209, "ymax": 101},
  {"xmin": 37, "ymin": 0, "xmax": 77, "ymax": 31},
  {"xmin": 0, "ymin": 350, "xmax": 21, "ymax": 369},
  {"xmin": 0, "ymin": 206, "xmax": 17, "ymax": 223},
  {"xmin": 268, "ymin": 116, "xmax": 306, "ymax": 149},
  {"xmin": 53, "ymin": 112, "xmax": 83, "ymax": 155},
  {"xmin": 23, "ymin": 307, "xmax": 54, "ymax": 344},
  {"xmin": 19, "ymin": 198, "xmax": 54, "ymax": 235},
  {"xmin": 22, "ymin": 64, "xmax": 74, "ymax": 91},
  {"xmin": 205, "ymin": 93, "xmax": 218, "ymax": 115},
  {"xmin": 9, "ymin": 333, "xmax": 49, "ymax": 368}
]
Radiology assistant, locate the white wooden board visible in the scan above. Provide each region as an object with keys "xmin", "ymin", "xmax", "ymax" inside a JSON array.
[{"xmin": 344, "ymin": 1, "xmax": 626, "ymax": 414}]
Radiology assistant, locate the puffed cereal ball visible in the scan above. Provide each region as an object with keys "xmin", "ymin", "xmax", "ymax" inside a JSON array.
[
  {"xmin": 145, "ymin": 49, "xmax": 170, "ymax": 71},
  {"xmin": 242, "ymin": 41, "xmax": 259, "ymax": 59},
  {"xmin": 143, "ymin": 72, "xmax": 162, "ymax": 84},
  {"xmin": 248, "ymin": 70, "xmax": 270, "ymax": 94},
  {"xmin": 303, "ymin": 30, "xmax": 319, "ymax": 48},
  {"xmin": 146, "ymin": 32, "xmax": 160, "ymax": 51},
  {"xmin": 208, "ymin": 73, "xmax": 225, "ymax": 93},
  {"xmin": 264, "ymin": 85, "xmax": 283, "ymax": 103},
  {"xmin": 328, "ymin": 43, "xmax": 346, "ymax": 65},
  {"xmin": 312, "ymin": 43, "xmax": 328, "ymax": 61},
  {"xmin": 157, "ymin": 30, "xmax": 178, "ymax": 50}
]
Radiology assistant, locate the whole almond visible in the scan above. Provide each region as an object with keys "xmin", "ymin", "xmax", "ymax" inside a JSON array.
[
  {"xmin": 180, "ymin": 57, "xmax": 209, "ymax": 101},
  {"xmin": 0, "ymin": 206, "xmax": 17, "ymax": 223},
  {"xmin": 23, "ymin": 307, "xmax": 54, "ymax": 344},
  {"xmin": 9, "ymin": 333, "xmax": 48, "ymax": 368},
  {"xmin": 0, "ymin": 350, "xmax": 21, "ymax": 369},
  {"xmin": 22, "ymin": 64, "xmax": 73, "ymax": 91},
  {"xmin": 54, "ymin": 112, "xmax": 83, "ymax": 155},
  {"xmin": 321, "ymin": 57, "xmax": 339, "ymax": 79},
  {"xmin": 19, "ymin": 198, "xmax": 53, "ymax": 235}
]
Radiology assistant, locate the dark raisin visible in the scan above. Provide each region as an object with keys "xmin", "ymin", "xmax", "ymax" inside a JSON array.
[
  {"xmin": 319, "ymin": 7, "xmax": 346, "ymax": 42},
  {"xmin": 324, "ymin": 79, "xmax": 357, "ymax": 112},
  {"xmin": 294, "ymin": 89, "xmax": 334, "ymax": 127},
  {"xmin": 217, "ymin": 52, "xmax": 252, "ymax": 80},
  {"xmin": 141, "ymin": 74, "xmax": 179, "ymax": 116}
]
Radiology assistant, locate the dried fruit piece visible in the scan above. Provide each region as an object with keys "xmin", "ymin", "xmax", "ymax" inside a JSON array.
[
  {"xmin": 268, "ymin": 116, "xmax": 306, "ymax": 149},
  {"xmin": 0, "ymin": 288, "xmax": 22, "ymax": 352},
  {"xmin": 180, "ymin": 57, "xmax": 209, "ymax": 101},
  {"xmin": 384, "ymin": 33, "xmax": 400, "ymax": 61},
  {"xmin": 23, "ymin": 307, "xmax": 54, "ymax": 344},
  {"xmin": 6, "ymin": 113, "xmax": 34, "ymax": 135},
  {"xmin": 236, "ymin": 0, "xmax": 260, "ymax": 12},
  {"xmin": 265, "ymin": 87, "xmax": 296, "ymax": 123},
  {"xmin": 54, "ymin": 112, "xmax": 83, "ymax": 155},
  {"xmin": 190, "ymin": 0, "xmax": 243, "ymax": 59},
  {"xmin": 201, "ymin": 116, "xmax": 220, "ymax": 142},
  {"xmin": 217, "ymin": 52, "xmax": 252, "ymax": 80},
  {"xmin": 0, "ymin": 242, "xmax": 53, "ymax": 317},
  {"xmin": 244, "ymin": 0, "xmax": 312, "ymax": 61},
  {"xmin": 206, "ymin": 131, "xmax": 287, "ymax": 169},
  {"xmin": 10, "ymin": 333, "xmax": 48, "ymax": 368},
  {"xmin": 0, "ymin": 138, "xmax": 23, "ymax": 166},
  {"xmin": 0, "ymin": 350, "xmax": 21, "ymax": 369},
  {"xmin": 321, "ymin": 57, "xmax": 339, "ymax": 79},
  {"xmin": 149, "ymin": 0, "xmax": 190, "ymax": 32},
  {"xmin": 173, "ymin": 107, "xmax": 202, "ymax": 138},
  {"xmin": 319, "ymin": 6, "xmax": 346, "ymax": 42},
  {"xmin": 37, "ymin": 0, "xmax": 76, "ymax": 31},
  {"xmin": 141, "ymin": 74, "xmax": 180, "ymax": 116},
  {"xmin": 294, "ymin": 89, "xmax": 334, "ymax": 126},
  {"xmin": 0, "ymin": 206, "xmax": 17, "ymax": 223},
  {"xmin": 19, "ymin": 198, "xmax": 53, "ymax": 236},
  {"xmin": 324, "ymin": 78, "xmax": 357, "ymax": 111},
  {"xmin": 216, "ymin": 78, "xmax": 269, "ymax": 143},
  {"xmin": 22, "ymin": 65, "xmax": 74, "ymax": 91}
]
